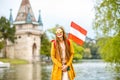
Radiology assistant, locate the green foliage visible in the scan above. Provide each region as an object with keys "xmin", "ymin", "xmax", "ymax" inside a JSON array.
[
  {"xmin": 0, "ymin": 41, "xmax": 5, "ymax": 50},
  {"xmin": 48, "ymin": 26, "xmax": 56, "ymax": 35},
  {"xmin": 40, "ymin": 25, "xmax": 60, "ymax": 57},
  {"xmin": 93, "ymin": 0, "xmax": 120, "ymax": 36},
  {"xmin": 97, "ymin": 33, "xmax": 120, "ymax": 64},
  {"xmin": 89, "ymin": 43, "xmax": 99, "ymax": 59},
  {"xmin": 0, "ymin": 58, "xmax": 29, "ymax": 64},
  {"xmin": 40, "ymin": 32, "xmax": 51, "ymax": 56},
  {"xmin": 94, "ymin": 0, "xmax": 120, "ymax": 65},
  {"xmin": 73, "ymin": 42, "xmax": 84, "ymax": 60},
  {"xmin": 0, "ymin": 16, "xmax": 16, "ymax": 57},
  {"xmin": 0, "ymin": 16, "xmax": 16, "ymax": 43},
  {"xmin": 83, "ymin": 39, "xmax": 100, "ymax": 59}
]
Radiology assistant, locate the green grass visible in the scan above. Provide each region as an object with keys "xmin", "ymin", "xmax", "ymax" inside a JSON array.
[{"xmin": 0, "ymin": 58, "xmax": 29, "ymax": 65}]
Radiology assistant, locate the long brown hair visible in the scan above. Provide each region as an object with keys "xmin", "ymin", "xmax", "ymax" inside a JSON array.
[{"xmin": 55, "ymin": 27, "xmax": 71, "ymax": 60}]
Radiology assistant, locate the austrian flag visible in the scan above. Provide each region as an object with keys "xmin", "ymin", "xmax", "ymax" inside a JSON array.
[{"xmin": 68, "ymin": 21, "xmax": 87, "ymax": 46}]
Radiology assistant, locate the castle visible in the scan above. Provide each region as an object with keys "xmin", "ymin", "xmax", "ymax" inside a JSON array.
[{"xmin": 7, "ymin": 0, "xmax": 43, "ymax": 62}]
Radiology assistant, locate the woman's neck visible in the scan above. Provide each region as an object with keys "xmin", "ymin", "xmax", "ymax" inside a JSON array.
[{"xmin": 58, "ymin": 37, "xmax": 64, "ymax": 42}]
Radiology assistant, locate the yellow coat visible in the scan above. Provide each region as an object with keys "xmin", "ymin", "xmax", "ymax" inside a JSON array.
[{"xmin": 51, "ymin": 39, "xmax": 75, "ymax": 80}]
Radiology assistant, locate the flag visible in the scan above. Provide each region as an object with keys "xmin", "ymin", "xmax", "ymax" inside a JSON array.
[{"xmin": 68, "ymin": 21, "xmax": 87, "ymax": 45}]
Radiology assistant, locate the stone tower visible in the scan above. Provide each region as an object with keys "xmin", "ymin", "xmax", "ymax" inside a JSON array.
[{"xmin": 7, "ymin": 0, "xmax": 43, "ymax": 62}]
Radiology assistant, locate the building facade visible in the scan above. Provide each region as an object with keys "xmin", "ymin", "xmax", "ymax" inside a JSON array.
[{"xmin": 7, "ymin": 0, "xmax": 43, "ymax": 62}]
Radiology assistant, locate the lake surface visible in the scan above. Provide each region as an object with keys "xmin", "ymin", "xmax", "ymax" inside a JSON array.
[{"xmin": 0, "ymin": 60, "xmax": 120, "ymax": 80}]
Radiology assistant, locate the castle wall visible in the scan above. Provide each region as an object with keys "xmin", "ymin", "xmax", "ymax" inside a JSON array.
[
  {"xmin": 6, "ymin": 0, "xmax": 43, "ymax": 62},
  {"xmin": 32, "ymin": 35, "xmax": 41, "ymax": 61},
  {"xmin": 14, "ymin": 30, "xmax": 41, "ymax": 62},
  {"xmin": 6, "ymin": 45, "xmax": 14, "ymax": 59}
]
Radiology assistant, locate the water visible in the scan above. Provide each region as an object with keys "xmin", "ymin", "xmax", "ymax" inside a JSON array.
[
  {"xmin": 0, "ymin": 63, "xmax": 41, "ymax": 80},
  {"xmin": 74, "ymin": 61, "xmax": 115, "ymax": 80},
  {"xmin": 0, "ymin": 60, "xmax": 120, "ymax": 80}
]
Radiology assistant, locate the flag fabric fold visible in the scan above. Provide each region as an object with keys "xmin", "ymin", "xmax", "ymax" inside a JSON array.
[{"xmin": 68, "ymin": 21, "xmax": 87, "ymax": 46}]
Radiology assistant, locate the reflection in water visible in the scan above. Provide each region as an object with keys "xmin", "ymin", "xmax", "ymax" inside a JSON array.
[
  {"xmin": 41, "ymin": 60, "xmax": 120, "ymax": 80},
  {"xmin": 41, "ymin": 64, "xmax": 51, "ymax": 80},
  {"xmin": 0, "ymin": 60, "xmax": 120, "ymax": 80},
  {"xmin": 114, "ymin": 69, "xmax": 120, "ymax": 80},
  {"xmin": 115, "ymin": 77, "xmax": 120, "ymax": 80},
  {"xmin": 0, "ymin": 63, "xmax": 41, "ymax": 80}
]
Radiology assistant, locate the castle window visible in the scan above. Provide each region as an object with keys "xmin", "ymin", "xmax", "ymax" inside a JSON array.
[{"xmin": 19, "ymin": 36, "xmax": 21, "ymax": 38}]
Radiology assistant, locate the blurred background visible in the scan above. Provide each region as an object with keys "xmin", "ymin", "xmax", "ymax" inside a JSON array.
[{"xmin": 0, "ymin": 0, "xmax": 120, "ymax": 80}]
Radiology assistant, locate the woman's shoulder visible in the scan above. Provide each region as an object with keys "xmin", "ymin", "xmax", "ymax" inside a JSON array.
[
  {"xmin": 51, "ymin": 39, "xmax": 56, "ymax": 47},
  {"xmin": 67, "ymin": 39, "xmax": 72, "ymax": 43},
  {"xmin": 67, "ymin": 39, "xmax": 74, "ymax": 46},
  {"xmin": 51, "ymin": 39, "xmax": 55, "ymax": 43}
]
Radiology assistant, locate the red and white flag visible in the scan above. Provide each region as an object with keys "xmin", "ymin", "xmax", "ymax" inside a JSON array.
[{"xmin": 68, "ymin": 21, "xmax": 87, "ymax": 46}]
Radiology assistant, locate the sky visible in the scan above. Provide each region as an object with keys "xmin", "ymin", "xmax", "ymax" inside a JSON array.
[{"xmin": 0, "ymin": 0, "xmax": 96, "ymax": 39}]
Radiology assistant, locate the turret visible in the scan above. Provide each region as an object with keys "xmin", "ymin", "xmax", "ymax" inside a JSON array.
[
  {"xmin": 38, "ymin": 10, "xmax": 43, "ymax": 26},
  {"xmin": 9, "ymin": 9, "xmax": 13, "ymax": 25}
]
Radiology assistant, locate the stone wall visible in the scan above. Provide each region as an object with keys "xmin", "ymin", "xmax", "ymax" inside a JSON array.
[{"xmin": 6, "ymin": 45, "xmax": 14, "ymax": 59}]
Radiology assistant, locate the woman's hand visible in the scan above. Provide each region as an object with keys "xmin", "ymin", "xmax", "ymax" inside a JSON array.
[{"xmin": 62, "ymin": 65, "xmax": 68, "ymax": 72}]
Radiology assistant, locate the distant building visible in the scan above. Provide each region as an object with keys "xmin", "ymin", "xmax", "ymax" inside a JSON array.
[{"xmin": 7, "ymin": 0, "xmax": 43, "ymax": 62}]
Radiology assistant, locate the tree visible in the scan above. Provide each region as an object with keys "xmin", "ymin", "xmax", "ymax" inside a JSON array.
[
  {"xmin": 40, "ymin": 25, "xmax": 59, "ymax": 61},
  {"xmin": 0, "ymin": 32, "xmax": 5, "ymax": 50},
  {"xmin": 97, "ymin": 34, "xmax": 120, "ymax": 64},
  {"xmin": 0, "ymin": 16, "xmax": 16, "ymax": 57},
  {"xmin": 93, "ymin": 0, "xmax": 120, "ymax": 36},
  {"xmin": 73, "ymin": 42, "xmax": 84, "ymax": 61},
  {"xmin": 83, "ymin": 37, "xmax": 100, "ymax": 59},
  {"xmin": 40, "ymin": 32, "xmax": 51, "ymax": 58},
  {"xmin": 93, "ymin": 0, "xmax": 120, "ymax": 65}
]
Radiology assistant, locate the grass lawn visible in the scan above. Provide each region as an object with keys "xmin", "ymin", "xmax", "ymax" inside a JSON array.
[{"xmin": 0, "ymin": 58, "xmax": 29, "ymax": 65}]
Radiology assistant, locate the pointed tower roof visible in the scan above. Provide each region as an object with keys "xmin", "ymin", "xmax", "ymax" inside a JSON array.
[
  {"xmin": 26, "ymin": 8, "xmax": 32, "ymax": 23},
  {"xmin": 15, "ymin": 0, "xmax": 38, "ymax": 24},
  {"xmin": 9, "ymin": 9, "xmax": 13, "ymax": 25},
  {"xmin": 38, "ymin": 10, "xmax": 43, "ymax": 26}
]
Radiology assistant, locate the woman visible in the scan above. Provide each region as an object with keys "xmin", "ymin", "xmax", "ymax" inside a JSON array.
[{"xmin": 51, "ymin": 27, "xmax": 75, "ymax": 80}]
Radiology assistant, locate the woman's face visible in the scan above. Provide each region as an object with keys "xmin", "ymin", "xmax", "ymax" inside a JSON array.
[{"xmin": 56, "ymin": 28, "xmax": 63, "ymax": 38}]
